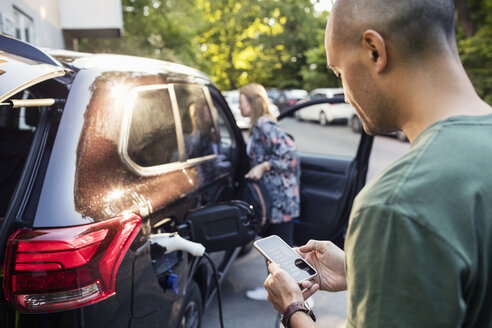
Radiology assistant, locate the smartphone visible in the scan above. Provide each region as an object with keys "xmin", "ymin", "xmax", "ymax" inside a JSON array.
[{"xmin": 254, "ymin": 235, "xmax": 317, "ymax": 284}]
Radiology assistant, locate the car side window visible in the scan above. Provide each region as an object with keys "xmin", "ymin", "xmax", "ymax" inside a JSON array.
[
  {"xmin": 213, "ymin": 101, "xmax": 235, "ymax": 158},
  {"xmin": 127, "ymin": 86, "xmax": 179, "ymax": 167},
  {"xmin": 174, "ymin": 84, "xmax": 218, "ymax": 160}
]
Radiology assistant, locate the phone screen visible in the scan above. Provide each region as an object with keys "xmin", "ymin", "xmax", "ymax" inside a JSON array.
[{"xmin": 254, "ymin": 235, "xmax": 317, "ymax": 283}]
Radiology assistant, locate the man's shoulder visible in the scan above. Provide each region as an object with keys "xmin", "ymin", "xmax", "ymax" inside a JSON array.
[
  {"xmin": 360, "ymin": 116, "xmax": 492, "ymax": 204},
  {"xmin": 351, "ymin": 116, "xmax": 492, "ymax": 238}
]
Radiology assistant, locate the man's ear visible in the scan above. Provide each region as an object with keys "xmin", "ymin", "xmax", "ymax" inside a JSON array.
[{"xmin": 362, "ymin": 30, "xmax": 387, "ymax": 73}]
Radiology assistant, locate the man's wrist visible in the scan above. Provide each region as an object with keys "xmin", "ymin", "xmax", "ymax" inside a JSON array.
[{"xmin": 281, "ymin": 301, "xmax": 316, "ymax": 328}]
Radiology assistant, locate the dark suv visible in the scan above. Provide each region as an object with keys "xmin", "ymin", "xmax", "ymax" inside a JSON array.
[{"xmin": 0, "ymin": 35, "xmax": 373, "ymax": 328}]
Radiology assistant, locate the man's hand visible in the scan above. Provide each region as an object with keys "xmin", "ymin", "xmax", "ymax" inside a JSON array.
[
  {"xmin": 264, "ymin": 263, "xmax": 305, "ymax": 313},
  {"xmin": 245, "ymin": 162, "xmax": 270, "ymax": 181},
  {"xmin": 296, "ymin": 240, "xmax": 347, "ymax": 298}
]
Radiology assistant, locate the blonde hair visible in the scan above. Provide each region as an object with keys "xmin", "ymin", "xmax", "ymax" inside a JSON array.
[{"xmin": 239, "ymin": 83, "xmax": 276, "ymax": 134}]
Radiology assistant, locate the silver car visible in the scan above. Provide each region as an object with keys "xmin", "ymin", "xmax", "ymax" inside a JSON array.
[{"xmin": 295, "ymin": 88, "xmax": 355, "ymax": 126}]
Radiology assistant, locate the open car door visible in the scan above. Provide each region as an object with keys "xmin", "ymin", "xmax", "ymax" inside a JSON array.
[
  {"xmin": 278, "ymin": 97, "xmax": 374, "ymax": 248},
  {"xmin": 0, "ymin": 34, "xmax": 67, "ymax": 103}
]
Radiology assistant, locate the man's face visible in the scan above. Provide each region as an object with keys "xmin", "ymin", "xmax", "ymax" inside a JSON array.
[{"xmin": 324, "ymin": 16, "xmax": 393, "ymax": 135}]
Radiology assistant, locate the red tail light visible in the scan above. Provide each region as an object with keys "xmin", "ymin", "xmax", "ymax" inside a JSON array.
[
  {"xmin": 3, "ymin": 214, "xmax": 141, "ymax": 313},
  {"xmin": 288, "ymin": 99, "xmax": 298, "ymax": 105}
]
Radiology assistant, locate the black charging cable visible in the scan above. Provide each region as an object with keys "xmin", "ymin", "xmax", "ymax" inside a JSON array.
[{"xmin": 203, "ymin": 252, "xmax": 225, "ymax": 328}]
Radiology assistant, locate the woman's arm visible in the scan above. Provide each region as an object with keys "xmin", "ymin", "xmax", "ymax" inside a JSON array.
[{"xmin": 245, "ymin": 161, "xmax": 270, "ymax": 181}]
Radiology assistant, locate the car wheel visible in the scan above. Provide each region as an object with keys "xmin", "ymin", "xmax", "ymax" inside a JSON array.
[
  {"xmin": 178, "ymin": 281, "xmax": 202, "ymax": 328},
  {"xmin": 319, "ymin": 112, "xmax": 328, "ymax": 126},
  {"xmin": 350, "ymin": 115, "xmax": 363, "ymax": 133}
]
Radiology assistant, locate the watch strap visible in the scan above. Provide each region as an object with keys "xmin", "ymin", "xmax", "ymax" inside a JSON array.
[{"xmin": 281, "ymin": 301, "xmax": 316, "ymax": 328}]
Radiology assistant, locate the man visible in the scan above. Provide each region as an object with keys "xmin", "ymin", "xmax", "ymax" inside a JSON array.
[{"xmin": 264, "ymin": 0, "xmax": 492, "ymax": 327}]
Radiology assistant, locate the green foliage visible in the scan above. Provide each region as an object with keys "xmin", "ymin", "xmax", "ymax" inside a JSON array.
[
  {"xmin": 299, "ymin": 21, "xmax": 340, "ymax": 91},
  {"xmin": 456, "ymin": 0, "xmax": 492, "ymax": 104},
  {"xmin": 76, "ymin": 0, "xmax": 491, "ymax": 103},
  {"xmin": 192, "ymin": 0, "xmax": 328, "ymax": 90},
  {"xmin": 79, "ymin": 0, "xmax": 200, "ymax": 65},
  {"xmin": 459, "ymin": 28, "xmax": 492, "ymax": 104}
]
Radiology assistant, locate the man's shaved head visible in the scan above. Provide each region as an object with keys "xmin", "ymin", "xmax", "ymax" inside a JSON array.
[{"xmin": 331, "ymin": 0, "xmax": 456, "ymax": 60}]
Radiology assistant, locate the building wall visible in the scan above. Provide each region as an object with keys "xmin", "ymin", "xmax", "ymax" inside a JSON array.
[
  {"xmin": 0, "ymin": 0, "xmax": 123, "ymax": 50},
  {"xmin": 0, "ymin": 0, "xmax": 65, "ymax": 49}
]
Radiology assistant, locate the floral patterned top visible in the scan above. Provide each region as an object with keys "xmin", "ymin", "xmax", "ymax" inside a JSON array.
[{"xmin": 247, "ymin": 115, "xmax": 300, "ymax": 223}]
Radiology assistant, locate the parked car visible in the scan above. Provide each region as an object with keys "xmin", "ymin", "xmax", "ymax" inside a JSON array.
[
  {"xmin": 0, "ymin": 35, "xmax": 256, "ymax": 328},
  {"xmin": 266, "ymin": 88, "xmax": 282, "ymax": 105},
  {"xmin": 295, "ymin": 88, "xmax": 355, "ymax": 126},
  {"xmin": 223, "ymin": 89, "xmax": 279, "ymax": 130},
  {"xmin": 0, "ymin": 35, "xmax": 375, "ymax": 328},
  {"xmin": 272, "ymin": 89, "xmax": 308, "ymax": 114},
  {"xmin": 349, "ymin": 114, "xmax": 408, "ymax": 142}
]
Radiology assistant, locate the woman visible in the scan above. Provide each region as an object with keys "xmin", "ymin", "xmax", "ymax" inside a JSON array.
[{"xmin": 239, "ymin": 83, "xmax": 301, "ymax": 301}]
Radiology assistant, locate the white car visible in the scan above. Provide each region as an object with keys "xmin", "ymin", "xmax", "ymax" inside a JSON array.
[
  {"xmin": 295, "ymin": 88, "xmax": 355, "ymax": 126},
  {"xmin": 223, "ymin": 90, "xmax": 279, "ymax": 130}
]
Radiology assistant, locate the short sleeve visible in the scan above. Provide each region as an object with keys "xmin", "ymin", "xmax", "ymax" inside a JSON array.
[{"xmin": 345, "ymin": 205, "xmax": 468, "ymax": 327}]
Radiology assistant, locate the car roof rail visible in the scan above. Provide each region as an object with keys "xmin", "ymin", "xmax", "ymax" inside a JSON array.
[{"xmin": 0, "ymin": 34, "xmax": 63, "ymax": 68}]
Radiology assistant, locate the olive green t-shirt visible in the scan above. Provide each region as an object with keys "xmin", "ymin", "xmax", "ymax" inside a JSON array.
[{"xmin": 345, "ymin": 113, "xmax": 492, "ymax": 327}]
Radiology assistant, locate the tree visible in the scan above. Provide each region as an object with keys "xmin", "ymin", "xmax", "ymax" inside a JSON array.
[
  {"xmin": 79, "ymin": 0, "xmax": 200, "ymax": 65},
  {"xmin": 255, "ymin": 0, "xmax": 326, "ymax": 89},
  {"xmin": 193, "ymin": 0, "xmax": 327, "ymax": 90},
  {"xmin": 455, "ymin": 0, "xmax": 492, "ymax": 104},
  {"xmin": 193, "ymin": 0, "xmax": 265, "ymax": 90},
  {"xmin": 298, "ymin": 11, "xmax": 340, "ymax": 91}
]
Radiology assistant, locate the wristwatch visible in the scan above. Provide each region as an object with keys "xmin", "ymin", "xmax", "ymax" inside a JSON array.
[{"xmin": 281, "ymin": 301, "xmax": 316, "ymax": 328}]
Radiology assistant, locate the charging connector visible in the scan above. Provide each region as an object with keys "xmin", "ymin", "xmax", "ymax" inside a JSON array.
[
  {"xmin": 149, "ymin": 232, "xmax": 224, "ymax": 328},
  {"xmin": 150, "ymin": 232, "xmax": 205, "ymax": 257}
]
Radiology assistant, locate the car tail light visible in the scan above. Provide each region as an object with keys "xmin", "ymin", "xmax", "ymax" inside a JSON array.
[
  {"xmin": 3, "ymin": 214, "xmax": 141, "ymax": 313},
  {"xmin": 288, "ymin": 99, "xmax": 298, "ymax": 105}
]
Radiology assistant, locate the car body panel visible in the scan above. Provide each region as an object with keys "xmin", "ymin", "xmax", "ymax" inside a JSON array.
[{"xmin": 34, "ymin": 68, "xmax": 231, "ymax": 228}]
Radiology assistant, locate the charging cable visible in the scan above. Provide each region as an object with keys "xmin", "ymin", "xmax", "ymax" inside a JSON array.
[
  {"xmin": 150, "ymin": 233, "xmax": 225, "ymax": 328},
  {"xmin": 203, "ymin": 252, "xmax": 225, "ymax": 328}
]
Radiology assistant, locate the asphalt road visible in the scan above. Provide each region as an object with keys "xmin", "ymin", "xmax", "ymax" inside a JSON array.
[{"xmin": 203, "ymin": 118, "xmax": 410, "ymax": 328}]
